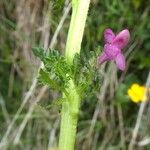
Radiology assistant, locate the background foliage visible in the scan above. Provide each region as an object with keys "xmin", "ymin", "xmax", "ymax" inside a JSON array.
[{"xmin": 0, "ymin": 0, "xmax": 150, "ymax": 149}]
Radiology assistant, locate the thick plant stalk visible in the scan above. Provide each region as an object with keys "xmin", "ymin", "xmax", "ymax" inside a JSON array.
[
  {"xmin": 65, "ymin": 0, "xmax": 91, "ymax": 63},
  {"xmin": 59, "ymin": 0, "xmax": 90, "ymax": 150}
]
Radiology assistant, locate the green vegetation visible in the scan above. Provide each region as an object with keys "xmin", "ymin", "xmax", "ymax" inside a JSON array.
[{"xmin": 0, "ymin": 0, "xmax": 150, "ymax": 149}]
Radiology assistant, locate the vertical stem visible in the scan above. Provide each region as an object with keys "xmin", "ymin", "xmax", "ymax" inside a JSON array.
[
  {"xmin": 59, "ymin": 0, "xmax": 90, "ymax": 150},
  {"xmin": 59, "ymin": 80, "xmax": 80, "ymax": 150},
  {"xmin": 65, "ymin": 0, "xmax": 91, "ymax": 63}
]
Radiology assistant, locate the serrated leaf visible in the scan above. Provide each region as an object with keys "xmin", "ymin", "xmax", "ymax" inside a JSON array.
[
  {"xmin": 39, "ymin": 69, "xmax": 69, "ymax": 97},
  {"xmin": 47, "ymin": 49, "xmax": 60, "ymax": 58},
  {"xmin": 32, "ymin": 47, "xmax": 101, "ymax": 102},
  {"xmin": 32, "ymin": 47, "xmax": 45, "ymax": 61},
  {"xmin": 39, "ymin": 69, "xmax": 63, "ymax": 91}
]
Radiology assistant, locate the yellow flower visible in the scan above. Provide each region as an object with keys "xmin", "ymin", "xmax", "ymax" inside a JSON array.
[{"xmin": 127, "ymin": 83, "xmax": 149, "ymax": 103}]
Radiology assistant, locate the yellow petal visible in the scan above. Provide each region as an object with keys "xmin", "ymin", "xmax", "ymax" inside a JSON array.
[
  {"xmin": 127, "ymin": 83, "xmax": 149, "ymax": 103},
  {"xmin": 127, "ymin": 89, "xmax": 140, "ymax": 103}
]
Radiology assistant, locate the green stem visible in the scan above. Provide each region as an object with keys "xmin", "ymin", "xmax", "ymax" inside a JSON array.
[
  {"xmin": 65, "ymin": 0, "xmax": 91, "ymax": 64},
  {"xmin": 59, "ymin": 0, "xmax": 90, "ymax": 150},
  {"xmin": 59, "ymin": 80, "xmax": 80, "ymax": 150}
]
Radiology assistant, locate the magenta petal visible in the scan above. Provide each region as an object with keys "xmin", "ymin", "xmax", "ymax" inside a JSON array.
[
  {"xmin": 104, "ymin": 44, "xmax": 121, "ymax": 59},
  {"xmin": 98, "ymin": 52, "xmax": 109, "ymax": 64},
  {"xmin": 115, "ymin": 53, "xmax": 126, "ymax": 71},
  {"xmin": 112, "ymin": 29, "xmax": 130, "ymax": 49},
  {"xmin": 104, "ymin": 28, "xmax": 115, "ymax": 44}
]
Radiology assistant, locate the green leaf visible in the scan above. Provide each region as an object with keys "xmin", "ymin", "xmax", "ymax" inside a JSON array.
[
  {"xmin": 39, "ymin": 69, "xmax": 69, "ymax": 98},
  {"xmin": 39, "ymin": 69, "xmax": 63, "ymax": 91},
  {"xmin": 32, "ymin": 47, "xmax": 45, "ymax": 61},
  {"xmin": 33, "ymin": 47, "xmax": 101, "ymax": 102}
]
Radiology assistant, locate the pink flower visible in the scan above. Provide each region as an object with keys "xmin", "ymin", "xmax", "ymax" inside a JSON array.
[{"xmin": 98, "ymin": 28, "xmax": 130, "ymax": 71}]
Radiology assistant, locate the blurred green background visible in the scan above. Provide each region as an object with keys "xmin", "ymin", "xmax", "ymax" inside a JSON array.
[{"xmin": 0, "ymin": 0, "xmax": 150, "ymax": 149}]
